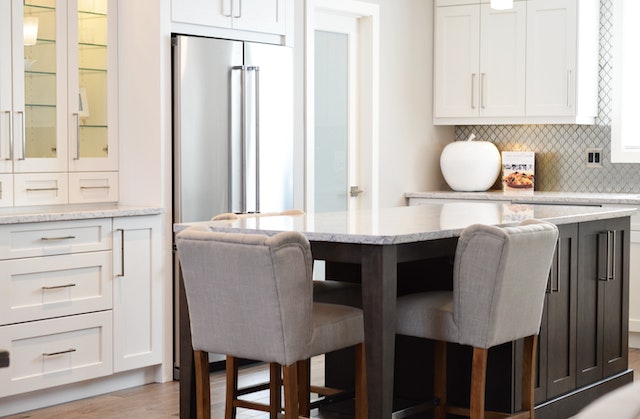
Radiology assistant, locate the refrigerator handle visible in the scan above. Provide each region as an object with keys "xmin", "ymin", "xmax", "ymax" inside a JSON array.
[
  {"xmin": 232, "ymin": 65, "xmax": 247, "ymax": 213},
  {"xmin": 248, "ymin": 66, "xmax": 260, "ymax": 213}
]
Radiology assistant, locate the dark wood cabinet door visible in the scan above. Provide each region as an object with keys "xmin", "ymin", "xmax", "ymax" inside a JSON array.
[
  {"xmin": 535, "ymin": 223, "xmax": 578, "ymax": 404},
  {"xmin": 577, "ymin": 218, "xmax": 630, "ymax": 387},
  {"xmin": 546, "ymin": 223, "xmax": 578, "ymax": 398}
]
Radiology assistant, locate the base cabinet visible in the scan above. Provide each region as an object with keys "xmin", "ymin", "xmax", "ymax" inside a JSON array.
[
  {"xmin": 0, "ymin": 215, "xmax": 163, "ymax": 404},
  {"xmin": 576, "ymin": 218, "xmax": 629, "ymax": 387},
  {"xmin": 535, "ymin": 223, "xmax": 578, "ymax": 403},
  {"xmin": 112, "ymin": 215, "xmax": 163, "ymax": 372}
]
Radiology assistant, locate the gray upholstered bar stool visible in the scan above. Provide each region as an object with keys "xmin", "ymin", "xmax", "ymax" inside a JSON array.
[
  {"xmin": 176, "ymin": 226, "xmax": 367, "ymax": 419},
  {"xmin": 210, "ymin": 210, "xmax": 362, "ymax": 415},
  {"xmin": 395, "ymin": 220, "xmax": 558, "ymax": 419}
]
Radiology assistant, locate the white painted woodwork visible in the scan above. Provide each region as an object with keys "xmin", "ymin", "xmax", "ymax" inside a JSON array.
[
  {"xmin": 434, "ymin": 0, "xmax": 599, "ymax": 125},
  {"xmin": 0, "ymin": 174, "xmax": 12, "ymax": 207},
  {"xmin": 479, "ymin": 2, "xmax": 526, "ymax": 117},
  {"xmin": 171, "ymin": 0, "xmax": 287, "ymax": 36},
  {"xmin": 0, "ymin": 218, "xmax": 111, "ymax": 260},
  {"xmin": 0, "ymin": 251, "xmax": 112, "ymax": 325},
  {"xmin": 13, "ymin": 173, "xmax": 69, "ymax": 207},
  {"xmin": 68, "ymin": 171, "xmax": 119, "ymax": 204},
  {"xmin": 112, "ymin": 215, "xmax": 163, "ymax": 372},
  {"xmin": 0, "ymin": 311, "xmax": 113, "ymax": 398},
  {"xmin": 434, "ymin": 3, "xmax": 480, "ymax": 118}
]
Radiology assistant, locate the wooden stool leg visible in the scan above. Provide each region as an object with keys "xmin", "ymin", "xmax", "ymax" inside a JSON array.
[
  {"xmin": 434, "ymin": 341, "xmax": 447, "ymax": 419},
  {"xmin": 282, "ymin": 363, "xmax": 300, "ymax": 419},
  {"xmin": 522, "ymin": 335, "xmax": 538, "ymax": 419},
  {"xmin": 470, "ymin": 347, "xmax": 488, "ymax": 419},
  {"xmin": 194, "ymin": 350, "xmax": 211, "ymax": 419},
  {"xmin": 225, "ymin": 356, "xmax": 238, "ymax": 419},
  {"xmin": 297, "ymin": 359, "xmax": 311, "ymax": 417},
  {"xmin": 270, "ymin": 363, "xmax": 282, "ymax": 418},
  {"xmin": 354, "ymin": 343, "xmax": 368, "ymax": 419}
]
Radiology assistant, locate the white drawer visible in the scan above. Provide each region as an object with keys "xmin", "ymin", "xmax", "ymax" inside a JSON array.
[
  {"xmin": 0, "ymin": 251, "xmax": 113, "ymax": 325},
  {"xmin": 13, "ymin": 173, "xmax": 68, "ymax": 206},
  {"xmin": 0, "ymin": 218, "xmax": 112, "ymax": 260},
  {"xmin": 0, "ymin": 311, "xmax": 113, "ymax": 397},
  {"xmin": 69, "ymin": 172, "xmax": 119, "ymax": 204}
]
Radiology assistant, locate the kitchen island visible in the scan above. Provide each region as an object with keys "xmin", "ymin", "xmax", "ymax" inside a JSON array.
[{"xmin": 175, "ymin": 203, "xmax": 635, "ymax": 419}]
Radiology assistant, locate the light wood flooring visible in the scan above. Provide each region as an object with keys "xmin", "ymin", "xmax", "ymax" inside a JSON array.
[{"xmin": 5, "ymin": 349, "xmax": 640, "ymax": 419}]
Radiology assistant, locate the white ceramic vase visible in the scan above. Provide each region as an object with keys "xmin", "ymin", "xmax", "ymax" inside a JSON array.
[{"xmin": 440, "ymin": 139, "xmax": 501, "ymax": 192}]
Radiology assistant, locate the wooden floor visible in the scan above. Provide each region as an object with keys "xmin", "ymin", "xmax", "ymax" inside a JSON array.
[{"xmin": 6, "ymin": 349, "xmax": 640, "ymax": 419}]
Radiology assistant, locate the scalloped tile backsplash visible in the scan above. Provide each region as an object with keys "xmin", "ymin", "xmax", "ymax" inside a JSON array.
[{"xmin": 455, "ymin": 0, "xmax": 640, "ymax": 193}]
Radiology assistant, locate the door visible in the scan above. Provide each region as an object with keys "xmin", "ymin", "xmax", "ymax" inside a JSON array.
[
  {"xmin": 576, "ymin": 218, "xmax": 629, "ymax": 387},
  {"xmin": 434, "ymin": 4, "xmax": 480, "ymax": 118},
  {"xmin": 306, "ymin": 0, "xmax": 379, "ymax": 213},
  {"xmin": 172, "ymin": 35, "xmax": 243, "ymax": 223},
  {"xmin": 479, "ymin": 2, "xmax": 526, "ymax": 117},
  {"xmin": 17, "ymin": 0, "xmax": 68, "ymax": 173},
  {"xmin": 526, "ymin": 0, "xmax": 577, "ymax": 116},
  {"xmin": 243, "ymin": 42, "xmax": 293, "ymax": 214}
]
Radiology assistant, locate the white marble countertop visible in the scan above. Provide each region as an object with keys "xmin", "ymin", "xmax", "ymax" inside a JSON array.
[
  {"xmin": 405, "ymin": 191, "xmax": 640, "ymax": 205},
  {"xmin": 0, "ymin": 204, "xmax": 164, "ymax": 224},
  {"xmin": 174, "ymin": 203, "xmax": 636, "ymax": 245}
]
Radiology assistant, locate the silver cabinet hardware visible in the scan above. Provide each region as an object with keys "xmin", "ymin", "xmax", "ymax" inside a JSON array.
[
  {"xmin": 43, "ymin": 348, "xmax": 76, "ymax": 357},
  {"xmin": 42, "ymin": 283, "xmax": 77, "ymax": 290},
  {"xmin": 41, "ymin": 235, "xmax": 76, "ymax": 241}
]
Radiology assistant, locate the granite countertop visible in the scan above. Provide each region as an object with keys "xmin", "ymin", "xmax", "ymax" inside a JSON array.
[
  {"xmin": 405, "ymin": 191, "xmax": 640, "ymax": 206},
  {"xmin": 175, "ymin": 203, "xmax": 636, "ymax": 245},
  {"xmin": 0, "ymin": 204, "xmax": 164, "ymax": 225}
]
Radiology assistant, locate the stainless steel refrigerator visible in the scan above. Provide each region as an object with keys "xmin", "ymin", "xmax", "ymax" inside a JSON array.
[{"xmin": 171, "ymin": 35, "xmax": 294, "ymax": 377}]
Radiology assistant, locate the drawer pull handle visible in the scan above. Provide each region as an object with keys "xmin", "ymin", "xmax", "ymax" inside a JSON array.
[
  {"xmin": 42, "ymin": 283, "xmax": 77, "ymax": 290},
  {"xmin": 41, "ymin": 235, "xmax": 76, "ymax": 241},
  {"xmin": 80, "ymin": 185, "xmax": 110, "ymax": 190},
  {"xmin": 43, "ymin": 348, "xmax": 76, "ymax": 357},
  {"xmin": 26, "ymin": 187, "xmax": 59, "ymax": 192}
]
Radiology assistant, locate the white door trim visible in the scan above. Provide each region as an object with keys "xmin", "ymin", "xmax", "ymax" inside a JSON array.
[{"xmin": 305, "ymin": 0, "xmax": 380, "ymax": 211}]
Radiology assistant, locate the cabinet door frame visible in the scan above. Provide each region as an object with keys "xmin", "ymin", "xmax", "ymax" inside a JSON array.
[
  {"xmin": 112, "ymin": 215, "xmax": 163, "ymax": 372},
  {"xmin": 433, "ymin": 3, "xmax": 480, "ymax": 118},
  {"xmin": 231, "ymin": 0, "xmax": 287, "ymax": 35},
  {"xmin": 171, "ymin": 0, "xmax": 233, "ymax": 29},
  {"xmin": 13, "ymin": 0, "xmax": 69, "ymax": 173},
  {"xmin": 67, "ymin": 0, "xmax": 118, "ymax": 173},
  {"xmin": 576, "ymin": 218, "xmax": 630, "ymax": 387},
  {"xmin": 479, "ymin": 2, "xmax": 526, "ymax": 117},
  {"xmin": 525, "ymin": 0, "xmax": 577, "ymax": 117}
]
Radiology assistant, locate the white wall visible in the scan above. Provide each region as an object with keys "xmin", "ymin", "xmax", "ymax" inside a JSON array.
[{"xmin": 294, "ymin": 0, "xmax": 453, "ymax": 209}]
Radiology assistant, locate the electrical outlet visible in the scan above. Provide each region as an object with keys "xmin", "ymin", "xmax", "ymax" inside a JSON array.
[{"xmin": 586, "ymin": 148, "xmax": 603, "ymax": 168}]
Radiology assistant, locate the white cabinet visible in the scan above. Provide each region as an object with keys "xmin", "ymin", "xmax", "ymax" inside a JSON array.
[
  {"xmin": 0, "ymin": 215, "xmax": 163, "ymax": 398},
  {"xmin": 525, "ymin": 0, "xmax": 598, "ymax": 122},
  {"xmin": 112, "ymin": 215, "xmax": 163, "ymax": 372},
  {"xmin": 434, "ymin": 2, "xmax": 525, "ymax": 119},
  {"xmin": 171, "ymin": 0, "xmax": 287, "ymax": 36},
  {"xmin": 433, "ymin": 0, "xmax": 599, "ymax": 125},
  {"xmin": 0, "ymin": 0, "xmax": 118, "ymax": 206},
  {"xmin": 0, "ymin": 218, "xmax": 113, "ymax": 397}
]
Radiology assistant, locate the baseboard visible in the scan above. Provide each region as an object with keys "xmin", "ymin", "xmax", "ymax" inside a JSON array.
[
  {"xmin": 630, "ymin": 331, "xmax": 640, "ymax": 349},
  {"xmin": 0, "ymin": 366, "xmax": 160, "ymax": 417},
  {"xmin": 535, "ymin": 370, "xmax": 634, "ymax": 419}
]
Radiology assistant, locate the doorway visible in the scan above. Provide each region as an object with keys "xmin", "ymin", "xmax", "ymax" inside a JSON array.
[{"xmin": 305, "ymin": 0, "xmax": 380, "ymax": 212}]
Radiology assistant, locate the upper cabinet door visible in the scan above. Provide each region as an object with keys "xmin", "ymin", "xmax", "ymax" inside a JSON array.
[
  {"xmin": 171, "ymin": 0, "xmax": 286, "ymax": 36},
  {"xmin": 479, "ymin": 2, "xmax": 526, "ymax": 117},
  {"xmin": 433, "ymin": 4, "xmax": 480, "ymax": 118},
  {"xmin": 171, "ymin": 0, "xmax": 233, "ymax": 29},
  {"xmin": 67, "ymin": 0, "xmax": 118, "ymax": 172},
  {"xmin": 231, "ymin": 0, "xmax": 286, "ymax": 35},
  {"xmin": 526, "ymin": 0, "xmax": 577, "ymax": 117},
  {"xmin": 15, "ymin": 0, "xmax": 68, "ymax": 173}
]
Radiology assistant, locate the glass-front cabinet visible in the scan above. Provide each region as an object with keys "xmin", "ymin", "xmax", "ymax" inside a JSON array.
[{"xmin": 0, "ymin": 0, "xmax": 117, "ymax": 206}]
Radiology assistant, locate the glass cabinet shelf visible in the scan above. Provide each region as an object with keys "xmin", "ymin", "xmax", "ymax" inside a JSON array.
[{"xmin": 24, "ymin": 4, "xmax": 55, "ymax": 11}]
